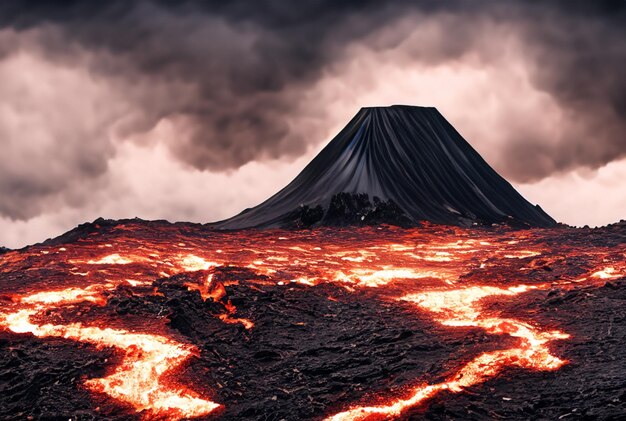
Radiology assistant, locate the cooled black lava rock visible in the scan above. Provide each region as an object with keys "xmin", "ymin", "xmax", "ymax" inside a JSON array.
[
  {"xmin": 41, "ymin": 217, "xmax": 130, "ymax": 246},
  {"xmin": 0, "ymin": 247, "xmax": 10, "ymax": 254},
  {"xmin": 2, "ymin": 222, "xmax": 626, "ymax": 420},
  {"xmin": 284, "ymin": 193, "xmax": 414, "ymax": 228},
  {"xmin": 213, "ymin": 105, "xmax": 556, "ymax": 230}
]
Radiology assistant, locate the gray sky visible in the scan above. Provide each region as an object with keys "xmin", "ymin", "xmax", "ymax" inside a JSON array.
[{"xmin": 1, "ymin": 1, "xmax": 625, "ymax": 247}]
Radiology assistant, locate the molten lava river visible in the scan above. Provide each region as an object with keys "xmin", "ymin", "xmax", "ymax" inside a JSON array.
[{"xmin": 1, "ymin": 220, "xmax": 625, "ymax": 420}]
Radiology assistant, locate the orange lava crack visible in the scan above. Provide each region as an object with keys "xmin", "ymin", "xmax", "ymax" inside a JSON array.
[
  {"xmin": 185, "ymin": 272, "xmax": 254, "ymax": 330},
  {"xmin": 325, "ymin": 284, "xmax": 569, "ymax": 420},
  {"xmin": 0, "ymin": 284, "xmax": 221, "ymax": 419},
  {"xmin": 1, "ymin": 224, "xmax": 624, "ymax": 420}
]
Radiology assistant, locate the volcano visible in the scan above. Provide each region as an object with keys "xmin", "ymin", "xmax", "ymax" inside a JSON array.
[
  {"xmin": 4, "ymin": 106, "xmax": 625, "ymax": 421},
  {"xmin": 215, "ymin": 105, "xmax": 555, "ymax": 230}
]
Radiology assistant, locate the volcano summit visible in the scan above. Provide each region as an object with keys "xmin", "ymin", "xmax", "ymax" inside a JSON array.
[
  {"xmin": 215, "ymin": 105, "xmax": 555, "ymax": 230},
  {"xmin": 2, "ymin": 106, "xmax": 626, "ymax": 421}
]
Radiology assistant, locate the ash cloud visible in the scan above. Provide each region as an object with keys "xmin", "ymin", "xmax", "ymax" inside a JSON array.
[{"xmin": 0, "ymin": 0, "xmax": 625, "ymax": 221}]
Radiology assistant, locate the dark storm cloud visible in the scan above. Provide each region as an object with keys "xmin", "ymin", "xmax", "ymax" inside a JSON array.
[
  {"xmin": 0, "ymin": 0, "xmax": 625, "ymax": 221},
  {"xmin": 496, "ymin": 1, "xmax": 626, "ymax": 181}
]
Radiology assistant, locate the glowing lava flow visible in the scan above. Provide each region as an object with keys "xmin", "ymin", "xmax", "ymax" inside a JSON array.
[
  {"xmin": 326, "ymin": 285, "xmax": 569, "ymax": 421},
  {"xmin": 1, "ymin": 222, "xmax": 623, "ymax": 419},
  {"xmin": 185, "ymin": 273, "xmax": 254, "ymax": 330},
  {"xmin": 0, "ymin": 284, "xmax": 221, "ymax": 419}
]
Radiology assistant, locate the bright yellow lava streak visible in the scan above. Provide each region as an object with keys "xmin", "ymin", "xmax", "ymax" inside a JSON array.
[
  {"xmin": 0, "ymin": 284, "xmax": 220, "ymax": 420},
  {"xmin": 326, "ymin": 285, "xmax": 569, "ymax": 421},
  {"xmin": 2, "ymin": 225, "xmax": 622, "ymax": 420}
]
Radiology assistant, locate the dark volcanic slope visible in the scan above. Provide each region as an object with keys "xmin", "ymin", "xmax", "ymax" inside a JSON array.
[{"xmin": 214, "ymin": 105, "xmax": 555, "ymax": 229}]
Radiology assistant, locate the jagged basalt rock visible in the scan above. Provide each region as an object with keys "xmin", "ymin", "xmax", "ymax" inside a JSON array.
[
  {"xmin": 214, "ymin": 105, "xmax": 556, "ymax": 230},
  {"xmin": 286, "ymin": 204, "xmax": 325, "ymax": 228},
  {"xmin": 284, "ymin": 193, "xmax": 415, "ymax": 228},
  {"xmin": 324, "ymin": 193, "xmax": 414, "ymax": 227}
]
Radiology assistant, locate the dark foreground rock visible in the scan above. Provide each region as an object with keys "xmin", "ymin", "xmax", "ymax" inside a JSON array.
[
  {"xmin": 286, "ymin": 193, "xmax": 416, "ymax": 228},
  {"xmin": 2, "ymin": 271, "xmax": 625, "ymax": 420},
  {"xmin": 1, "ymin": 220, "xmax": 625, "ymax": 420}
]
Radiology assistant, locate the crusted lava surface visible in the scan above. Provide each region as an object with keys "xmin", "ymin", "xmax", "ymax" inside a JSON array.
[{"xmin": 1, "ymin": 219, "xmax": 625, "ymax": 420}]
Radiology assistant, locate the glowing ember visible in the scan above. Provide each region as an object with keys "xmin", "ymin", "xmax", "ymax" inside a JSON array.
[
  {"xmin": 591, "ymin": 266, "xmax": 622, "ymax": 279},
  {"xmin": 184, "ymin": 273, "xmax": 254, "ymax": 329},
  {"xmin": 178, "ymin": 254, "xmax": 220, "ymax": 272},
  {"xmin": 333, "ymin": 268, "xmax": 446, "ymax": 287},
  {"xmin": 86, "ymin": 254, "xmax": 134, "ymax": 265}
]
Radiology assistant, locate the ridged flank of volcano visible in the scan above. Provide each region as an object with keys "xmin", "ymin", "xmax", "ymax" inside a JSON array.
[{"xmin": 214, "ymin": 105, "xmax": 556, "ymax": 229}]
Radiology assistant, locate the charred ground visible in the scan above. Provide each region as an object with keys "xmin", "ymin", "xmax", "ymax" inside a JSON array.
[{"xmin": 1, "ymin": 220, "xmax": 625, "ymax": 420}]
